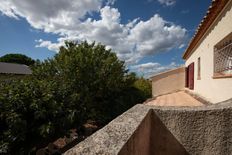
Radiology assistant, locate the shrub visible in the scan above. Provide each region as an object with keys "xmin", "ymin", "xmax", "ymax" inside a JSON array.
[
  {"xmin": 133, "ymin": 77, "xmax": 152, "ymax": 100},
  {"xmin": 32, "ymin": 41, "xmax": 131, "ymax": 123},
  {"xmin": 0, "ymin": 54, "xmax": 35, "ymax": 66},
  {"xmin": 0, "ymin": 79, "xmax": 82, "ymax": 154},
  {"xmin": 0, "ymin": 41, "xmax": 151, "ymax": 154}
]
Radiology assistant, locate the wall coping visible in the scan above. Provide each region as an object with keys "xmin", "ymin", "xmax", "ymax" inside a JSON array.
[
  {"xmin": 64, "ymin": 98, "xmax": 232, "ymax": 155},
  {"xmin": 63, "ymin": 104, "xmax": 150, "ymax": 155},
  {"xmin": 150, "ymin": 66, "xmax": 185, "ymax": 81}
]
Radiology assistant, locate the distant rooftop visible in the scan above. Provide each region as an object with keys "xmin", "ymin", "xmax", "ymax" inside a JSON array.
[{"xmin": 0, "ymin": 62, "xmax": 32, "ymax": 75}]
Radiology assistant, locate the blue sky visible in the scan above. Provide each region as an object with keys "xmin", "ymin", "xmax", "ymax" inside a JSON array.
[{"xmin": 0, "ymin": 0, "xmax": 211, "ymax": 77}]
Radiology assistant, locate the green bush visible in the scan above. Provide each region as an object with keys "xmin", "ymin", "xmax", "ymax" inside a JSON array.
[
  {"xmin": 133, "ymin": 77, "xmax": 152, "ymax": 100},
  {"xmin": 32, "ymin": 41, "xmax": 131, "ymax": 123},
  {"xmin": 0, "ymin": 41, "xmax": 151, "ymax": 154},
  {"xmin": 0, "ymin": 79, "xmax": 81, "ymax": 154},
  {"xmin": 0, "ymin": 54, "xmax": 35, "ymax": 66}
]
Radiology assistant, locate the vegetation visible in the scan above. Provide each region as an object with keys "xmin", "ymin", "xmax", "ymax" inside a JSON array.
[
  {"xmin": 0, "ymin": 41, "xmax": 151, "ymax": 154},
  {"xmin": 134, "ymin": 77, "xmax": 152, "ymax": 100},
  {"xmin": 0, "ymin": 53, "xmax": 35, "ymax": 66}
]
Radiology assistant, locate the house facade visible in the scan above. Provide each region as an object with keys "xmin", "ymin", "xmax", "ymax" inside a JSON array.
[
  {"xmin": 151, "ymin": 0, "xmax": 232, "ymax": 104},
  {"xmin": 183, "ymin": 0, "xmax": 232, "ymax": 103}
]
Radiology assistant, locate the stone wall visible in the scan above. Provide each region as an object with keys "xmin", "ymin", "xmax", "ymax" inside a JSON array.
[
  {"xmin": 63, "ymin": 105, "xmax": 151, "ymax": 155},
  {"xmin": 151, "ymin": 67, "xmax": 185, "ymax": 97},
  {"xmin": 64, "ymin": 100, "xmax": 232, "ymax": 155},
  {"xmin": 152, "ymin": 104, "xmax": 232, "ymax": 154}
]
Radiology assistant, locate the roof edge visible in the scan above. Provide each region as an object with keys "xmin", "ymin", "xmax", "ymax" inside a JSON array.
[
  {"xmin": 182, "ymin": 0, "xmax": 230, "ymax": 60},
  {"xmin": 150, "ymin": 66, "xmax": 185, "ymax": 80}
]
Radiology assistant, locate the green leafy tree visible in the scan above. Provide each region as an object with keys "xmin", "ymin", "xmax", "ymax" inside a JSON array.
[
  {"xmin": 133, "ymin": 77, "xmax": 152, "ymax": 99},
  {"xmin": 33, "ymin": 41, "xmax": 130, "ymax": 122},
  {"xmin": 0, "ymin": 41, "xmax": 137, "ymax": 154},
  {"xmin": 0, "ymin": 54, "xmax": 35, "ymax": 66},
  {"xmin": 0, "ymin": 79, "xmax": 80, "ymax": 154},
  {"xmin": 0, "ymin": 41, "xmax": 152, "ymax": 154}
]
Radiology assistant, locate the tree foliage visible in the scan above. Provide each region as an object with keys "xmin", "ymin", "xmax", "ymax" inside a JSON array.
[
  {"xmin": 32, "ymin": 41, "xmax": 131, "ymax": 122},
  {"xmin": 0, "ymin": 54, "xmax": 35, "ymax": 66},
  {"xmin": 0, "ymin": 80, "xmax": 76, "ymax": 154},
  {"xmin": 133, "ymin": 77, "xmax": 152, "ymax": 99},
  {"xmin": 0, "ymin": 41, "xmax": 151, "ymax": 154}
]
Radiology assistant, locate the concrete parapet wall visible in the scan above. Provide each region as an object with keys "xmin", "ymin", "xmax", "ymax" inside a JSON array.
[
  {"xmin": 151, "ymin": 67, "xmax": 185, "ymax": 97},
  {"xmin": 152, "ymin": 105, "xmax": 232, "ymax": 154},
  {"xmin": 64, "ymin": 100, "xmax": 232, "ymax": 155},
  {"xmin": 63, "ymin": 105, "xmax": 151, "ymax": 155},
  {"xmin": 119, "ymin": 110, "xmax": 152, "ymax": 155}
]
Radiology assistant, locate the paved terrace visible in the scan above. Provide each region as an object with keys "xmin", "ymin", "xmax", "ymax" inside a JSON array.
[{"xmin": 146, "ymin": 91, "xmax": 204, "ymax": 106}]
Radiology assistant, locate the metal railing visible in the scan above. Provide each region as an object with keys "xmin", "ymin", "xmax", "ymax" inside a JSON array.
[{"xmin": 214, "ymin": 41, "xmax": 232, "ymax": 74}]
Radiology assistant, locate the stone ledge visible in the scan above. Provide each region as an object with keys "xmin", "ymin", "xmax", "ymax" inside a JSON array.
[
  {"xmin": 63, "ymin": 104, "xmax": 150, "ymax": 155},
  {"xmin": 64, "ymin": 99, "xmax": 232, "ymax": 155}
]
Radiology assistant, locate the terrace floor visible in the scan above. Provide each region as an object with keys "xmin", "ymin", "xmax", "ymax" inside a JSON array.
[{"xmin": 146, "ymin": 91, "xmax": 204, "ymax": 106}]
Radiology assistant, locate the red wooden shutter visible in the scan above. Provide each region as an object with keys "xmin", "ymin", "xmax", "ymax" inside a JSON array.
[{"xmin": 188, "ymin": 63, "xmax": 194, "ymax": 90}]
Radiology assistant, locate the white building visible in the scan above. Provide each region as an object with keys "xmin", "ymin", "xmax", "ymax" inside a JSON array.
[{"xmin": 151, "ymin": 0, "xmax": 232, "ymax": 104}]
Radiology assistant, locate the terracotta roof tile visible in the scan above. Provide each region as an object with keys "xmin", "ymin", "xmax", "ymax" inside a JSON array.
[{"xmin": 182, "ymin": 0, "xmax": 230, "ymax": 59}]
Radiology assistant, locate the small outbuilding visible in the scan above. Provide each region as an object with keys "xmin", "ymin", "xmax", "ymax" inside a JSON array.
[{"xmin": 0, "ymin": 62, "xmax": 32, "ymax": 81}]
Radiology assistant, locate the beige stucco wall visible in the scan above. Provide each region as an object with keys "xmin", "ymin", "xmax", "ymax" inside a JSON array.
[
  {"xmin": 185, "ymin": 1, "xmax": 232, "ymax": 103},
  {"xmin": 151, "ymin": 67, "xmax": 185, "ymax": 97}
]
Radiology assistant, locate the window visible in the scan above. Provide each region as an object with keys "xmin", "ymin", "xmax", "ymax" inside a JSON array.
[
  {"xmin": 213, "ymin": 32, "xmax": 232, "ymax": 78},
  {"xmin": 197, "ymin": 57, "xmax": 201, "ymax": 80}
]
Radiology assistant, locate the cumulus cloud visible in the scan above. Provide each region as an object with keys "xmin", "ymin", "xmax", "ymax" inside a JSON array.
[
  {"xmin": 35, "ymin": 39, "xmax": 62, "ymax": 51},
  {"xmin": 130, "ymin": 62, "xmax": 182, "ymax": 78},
  {"xmin": 0, "ymin": 1, "xmax": 19, "ymax": 19},
  {"xmin": 157, "ymin": 0, "xmax": 176, "ymax": 6},
  {"xmin": 106, "ymin": 0, "xmax": 117, "ymax": 5},
  {"xmin": 0, "ymin": 0, "xmax": 186, "ymax": 65},
  {"xmin": 0, "ymin": 0, "xmax": 102, "ymax": 32}
]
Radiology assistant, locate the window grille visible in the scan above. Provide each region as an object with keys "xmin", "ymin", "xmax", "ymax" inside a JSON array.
[{"xmin": 214, "ymin": 39, "xmax": 232, "ymax": 75}]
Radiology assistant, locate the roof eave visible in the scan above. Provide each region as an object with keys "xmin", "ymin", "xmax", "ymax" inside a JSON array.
[{"xmin": 182, "ymin": 0, "xmax": 230, "ymax": 60}]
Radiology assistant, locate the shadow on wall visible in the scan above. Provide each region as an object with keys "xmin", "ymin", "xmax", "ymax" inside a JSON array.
[
  {"xmin": 150, "ymin": 112, "xmax": 189, "ymax": 155},
  {"xmin": 119, "ymin": 110, "xmax": 189, "ymax": 155}
]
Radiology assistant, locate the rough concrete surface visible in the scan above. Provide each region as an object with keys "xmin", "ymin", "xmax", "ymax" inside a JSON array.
[
  {"xmin": 152, "ymin": 104, "xmax": 232, "ymax": 155},
  {"xmin": 63, "ymin": 105, "xmax": 150, "ymax": 155},
  {"xmin": 64, "ymin": 99, "xmax": 232, "ymax": 155}
]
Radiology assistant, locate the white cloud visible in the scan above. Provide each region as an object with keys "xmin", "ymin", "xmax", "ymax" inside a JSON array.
[
  {"xmin": 130, "ymin": 62, "xmax": 182, "ymax": 78},
  {"xmin": 157, "ymin": 0, "xmax": 176, "ymax": 6},
  {"xmin": 178, "ymin": 44, "xmax": 185, "ymax": 49},
  {"xmin": 106, "ymin": 0, "xmax": 117, "ymax": 5},
  {"xmin": 0, "ymin": 0, "xmax": 186, "ymax": 64},
  {"xmin": 35, "ymin": 39, "xmax": 62, "ymax": 52},
  {"xmin": 0, "ymin": 0, "xmax": 102, "ymax": 32},
  {"xmin": 0, "ymin": 1, "xmax": 19, "ymax": 19}
]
